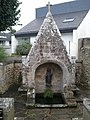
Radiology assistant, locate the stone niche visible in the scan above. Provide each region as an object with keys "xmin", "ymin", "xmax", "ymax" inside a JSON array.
[
  {"xmin": 22, "ymin": 6, "xmax": 76, "ymax": 107},
  {"xmin": 35, "ymin": 62, "xmax": 63, "ymax": 93}
]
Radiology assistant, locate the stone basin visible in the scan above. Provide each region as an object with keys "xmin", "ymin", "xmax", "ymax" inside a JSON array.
[{"xmin": 35, "ymin": 93, "xmax": 67, "ymax": 108}]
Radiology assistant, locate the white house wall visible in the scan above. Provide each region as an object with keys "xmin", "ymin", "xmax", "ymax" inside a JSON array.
[
  {"xmin": 30, "ymin": 36, "xmax": 36, "ymax": 46},
  {"xmin": 77, "ymin": 10, "xmax": 90, "ymax": 38},
  {"xmin": 11, "ymin": 35, "xmax": 18, "ymax": 53},
  {"xmin": 61, "ymin": 32, "xmax": 76, "ymax": 59},
  {"xmin": 73, "ymin": 29, "xmax": 78, "ymax": 59},
  {"xmin": 2, "ymin": 41, "xmax": 11, "ymax": 55}
]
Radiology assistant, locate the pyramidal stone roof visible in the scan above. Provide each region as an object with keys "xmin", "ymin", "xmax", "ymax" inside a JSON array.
[{"xmin": 25, "ymin": 4, "xmax": 71, "ymax": 67}]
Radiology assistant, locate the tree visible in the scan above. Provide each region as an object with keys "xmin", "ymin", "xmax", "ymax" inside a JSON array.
[
  {"xmin": 0, "ymin": 0, "xmax": 21, "ymax": 31},
  {"xmin": 8, "ymin": 27, "xmax": 16, "ymax": 34}
]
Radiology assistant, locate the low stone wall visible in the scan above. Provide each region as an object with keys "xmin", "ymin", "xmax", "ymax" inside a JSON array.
[
  {"xmin": 0, "ymin": 98, "xmax": 14, "ymax": 120},
  {"xmin": 0, "ymin": 61, "xmax": 22, "ymax": 94},
  {"xmin": 83, "ymin": 98, "xmax": 90, "ymax": 120},
  {"xmin": 76, "ymin": 38, "xmax": 90, "ymax": 89}
]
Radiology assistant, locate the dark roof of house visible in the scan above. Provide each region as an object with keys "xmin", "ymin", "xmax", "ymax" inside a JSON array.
[
  {"xmin": 36, "ymin": 0, "xmax": 90, "ymax": 18},
  {"xmin": 15, "ymin": 0, "xmax": 90, "ymax": 37},
  {"xmin": 15, "ymin": 10, "xmax": 88, "ymax": 37},
  {"xmin": 0, "ymin": 33, "xmax": 11, "ymax": 41}
]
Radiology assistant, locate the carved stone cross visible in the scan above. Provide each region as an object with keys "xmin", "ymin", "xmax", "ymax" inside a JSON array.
[{"xmin": 48, "ymin": 2, "xmax": 51, "ymax": 12}]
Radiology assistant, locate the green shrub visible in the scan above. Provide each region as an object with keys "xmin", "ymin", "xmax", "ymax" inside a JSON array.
[
  {"xmin": 11, "ymin": 53, "xmax": 18, "ymax": 57},
  {"xmin": 44, "ymin": 87, "xmax": 53, "ymax": 98},
  {"xmin": 16, "ymin": 43, "xmax": 32, "ymax": 55},
  {"xmin": 0, "ymin": 47, "xmax": 7, "ymax": 62}
]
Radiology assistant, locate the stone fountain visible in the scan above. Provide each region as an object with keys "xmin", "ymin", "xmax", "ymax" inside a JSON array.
[{"xmin": 21, "ymin": 2, "xmax": 77, "ymax": 107}]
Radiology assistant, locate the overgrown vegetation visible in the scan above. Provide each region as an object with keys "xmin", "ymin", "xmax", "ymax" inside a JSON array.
[
  {"xmin": 44, "ymin": 87, "xmax": 53, "ymax": 98},
  {"xmin": 16, "ymin": 43, "xmax": 32, "ymax": 55},
  {"xmin": 0, "ymin": 47, "xmax": 7, "ymax": 61}
]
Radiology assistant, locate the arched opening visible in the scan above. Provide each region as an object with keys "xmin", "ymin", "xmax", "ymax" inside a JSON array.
[
  {"xmin": 34, "ymin": 62, "xmax": 67, "ymax": 105},
  {"xmin": 35, "ymin": 62, "xmax": 63, "ymax": 93}
]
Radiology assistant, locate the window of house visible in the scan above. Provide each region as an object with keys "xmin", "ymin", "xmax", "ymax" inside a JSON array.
[
  {"xmin": 18, "ymin": 37, "xmax": 30, "ymax": 45},
  {"xmin": 63, "ymin": 18, "xmax": 75, "ymax": 23},
  {"xmin": 0, "ymin": 41, "xmax": 5, "ymax": 46}
]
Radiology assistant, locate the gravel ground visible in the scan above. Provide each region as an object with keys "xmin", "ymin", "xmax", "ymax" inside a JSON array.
[{"xmin": 0, "ymin": 83, "xmax": 90, "ymax": 120}]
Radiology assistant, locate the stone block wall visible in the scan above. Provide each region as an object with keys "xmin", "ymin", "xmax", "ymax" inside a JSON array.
[
  {"xmin": 0, "ymin": 98, "xmax": 14, "ymax": 120},
  {"xmin": 0, "ymin": 62, "xmax": 22, "ymax": 94},
  {"xmin": 76, "ymin": 38, "xmax": 90, "ymax": 88},
  {"xmin": 83, "ymin": 98, "xmax": 90, "ymax": 120},
  {"xmin": 75, "ymin": 60, "xmax": 82, "ymax": 85}
]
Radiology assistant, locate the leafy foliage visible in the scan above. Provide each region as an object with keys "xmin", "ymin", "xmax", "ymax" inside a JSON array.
[
  {"xmin": 7, "ymin": 27, "xmax": 16, "ymax": 34},
  {"xmin": 16, "ymin": 43, "xmax": 32, "ymax": 55},
  {"xmin": 0, "ymin": 47, "xmax": 7, "ymax": 61},
  {"xmin": 44, "ymin": 87, "xmax": 53, "ymax": 98},
  {"xmin": 0, "ymin": 0, "xmax": 21, "ymax": 31}
]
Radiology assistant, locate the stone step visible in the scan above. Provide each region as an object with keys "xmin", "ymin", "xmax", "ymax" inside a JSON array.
[
  {"xmin": 14, "ymin": 117, "xmax": 24, "ymax": 120},
  {"xmin": 72, "ymin": 118, "xmax": 83, "ymax": 120}
]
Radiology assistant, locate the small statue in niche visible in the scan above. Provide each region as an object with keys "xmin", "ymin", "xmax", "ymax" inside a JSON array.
[{"xmin": 45, "ymin": 68, "xmax": 53, "ymax": 87}]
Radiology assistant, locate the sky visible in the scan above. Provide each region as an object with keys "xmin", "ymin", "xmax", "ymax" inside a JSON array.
[{"xmin": 16, "ymin": 0, "xmax": 74, "ymax": 31}]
